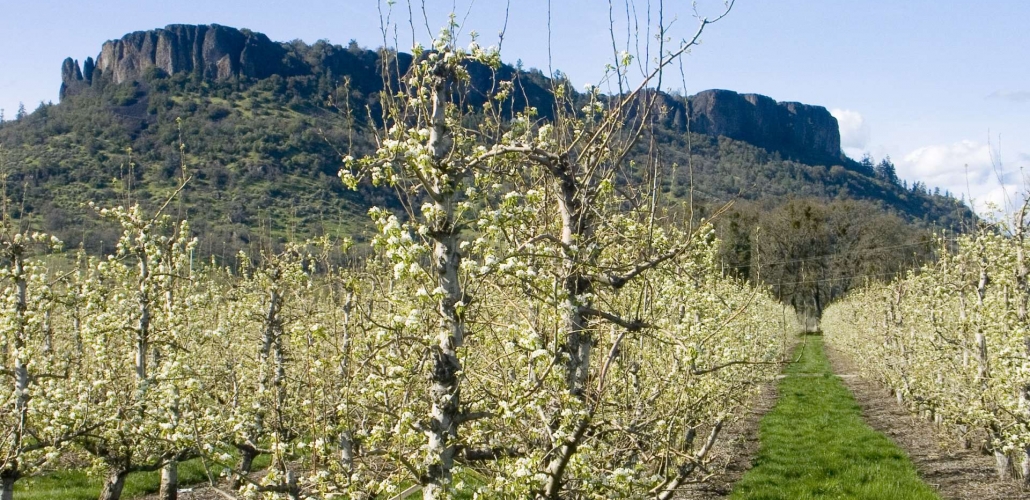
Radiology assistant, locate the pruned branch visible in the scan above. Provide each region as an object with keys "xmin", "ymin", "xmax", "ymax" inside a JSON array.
[
  {"xmin": 654, "ymin": 417, "xmax": 725, "ymax": 499},
  {"xmin": 581, "ymin": 307, "xmax": 648, "ymax": 331},
  {"xmin": 690, "ymin": 358, "xmax": 781, "ymax": 376},
  {"xmin": 589, "ymin": 242, "xmax": 692, "ymax": 289},
  {"xmin": 458, "ymin": 445, "xmax": 525, "ymax": 462},
  {"xmin": 467, "ymin": 143, "xmax": 560, "ymax": 170}
]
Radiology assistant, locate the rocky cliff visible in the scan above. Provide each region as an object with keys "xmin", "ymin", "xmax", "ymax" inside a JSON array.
[
  {"xmin": 59, "ymin": 24, "xmax": 841, "ymax": 161},
  {"xmin": 96, "ymin": 24, "xmax": 289, "ymax": 84},
  {"xmin": 59, "ymin": 24, "xmax": 416, "ymax": 101},
  {"xmin": 644, "ymin": 89, "xmax": 841, "ymax": 160},
  {"xmin": 689, "ymin": 89, "xmax": 840, "ymax": 160},
  {"xmin": 59, "ymin": 24, "xmax": 295, "ymax": 100}
]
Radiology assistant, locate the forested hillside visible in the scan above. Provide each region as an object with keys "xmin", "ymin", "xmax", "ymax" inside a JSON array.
[{"xmin": 0, "ymin": 25, "xmax": 973, "ymax": 311}]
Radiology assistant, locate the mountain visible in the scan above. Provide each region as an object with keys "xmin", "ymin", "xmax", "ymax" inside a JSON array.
[
  {"xmin": 0, "ymin": 24, "xmax": 971, "ymax": 265},
  {"xmin": 61, "ymin": 25, "xmax": 842, "ymax": 162}
]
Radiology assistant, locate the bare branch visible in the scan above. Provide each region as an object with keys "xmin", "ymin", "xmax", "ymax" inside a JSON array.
[
  {"xmin": 590, "ymin": 241, "xmax": 691, "ymax": 289},
  {"xmin": 581, "ymin": 307, "xmax": 648, "ymax": 331},
  {"xmin": 466, "ymin": 143, "xmax": 559, "ymax": 170},
  {"xmin": 689, "ymin": 358, "xmax": 781, "ymax": 376}
]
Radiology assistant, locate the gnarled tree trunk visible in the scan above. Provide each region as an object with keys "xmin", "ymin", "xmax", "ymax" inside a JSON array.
[
  {"xmin": 1, "ymin": 472, "xmax": 18, "ymax": 500},
  {"xmin": 98, "ymin": 469, "xmax": 129, "ymax": 500},
  {"xmin": 422, "ymin": 60, "xmax": 464, "ymax": 500}
]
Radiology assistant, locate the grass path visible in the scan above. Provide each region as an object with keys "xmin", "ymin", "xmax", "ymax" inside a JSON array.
[
  {"xmin": 730, "ymin": 335, "xmax": 940, "ymax": 500},
  {"xmin": 14, "ymin": 459, "xmax": 214, "ymax": 500},
  {"xmin": 14, "ymin": 454, "xmax": 272, "ymax": 500}
]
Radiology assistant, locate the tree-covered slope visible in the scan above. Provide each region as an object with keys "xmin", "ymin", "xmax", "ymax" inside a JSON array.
[{"xmin": 0, "ymin": 25, "xmax": 972, "ymax": 263}]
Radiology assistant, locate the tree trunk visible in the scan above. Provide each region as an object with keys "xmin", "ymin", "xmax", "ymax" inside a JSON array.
[
  {"xmin": 419, "ymin": 58, "xmax": 466, "ymax": 500},
  {"xmin": 286, "ymin": 470, "xmax": 301, "ymax": 500},
  {"xmin": 994, "ymin": 449, "xmax": 1013, "ymax": 480},
  {"xmin": 423, "ymin": 200, "xmax": 463, "ymax": 500},
  {"xmin": 160, "ymin": 386, "xmax": 180, "ymax": 500},
  {"xmin": 1, "ymin": 474, "xmax": 16, "ymax": 500},
  {"xmin": 135, "ymin": 251, "xmax": 151, "ymax": 382},
  {"xmin": 340, "ymin": 430, "xmax": 354, "ymax": 475},
  {"xmin": 656, "ymin": 420, "xmax": 723, "ymax": 500},
  {"xmin": 1018, "ymin": 218, "xmax": 1030, "ymax": 485},
  {"xmin": 542, "ymin": 155, "xmax": 594, "ymax": 498},
  {"xmin": 543, "ymin": 415, "xmax": 591, "ymax": 498},
  {"xmin": 975, "ymin": 332, "xmax": 988, "ymax": 381},
  {"xmin": 98, "ymin": 469, "xmax": 128, "ymax": 500},
  {"xmin": 231, "ymin": 449, "xmax": 256, "ymax": 489},
  {"xmin": 233, "ymin": 285, "xmax": 278, "ymax": 492},
  {"xmin": 562, "ymin": 286, "xmax": 591, "ymax": 398},
  {"xmin": 340, "ymin": 292, "xmax": 355, "ymax": 477},
  {"xmin": 553, "ymin": 156, "xmax": 592, "ymax": 398},
  {"xmin": 1023, "ymin": 447, "xmax": 1030, "ymax": 484},
  {"xmin": 159, "ymin": 460, "xmax": 177, "ymax": 500},
  {"xmin": 7, "ymin": 253, "xmax": 28, "ymax": 500}
]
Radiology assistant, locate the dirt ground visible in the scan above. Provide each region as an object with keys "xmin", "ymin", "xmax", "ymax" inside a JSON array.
[
  {"xmin": 824, "ymin": 344, "xmax": 1030, "ymax": 500},
  {"xmin": 671, "ymin": 379, "xmax": 779, "ymax": 499},
  {"xmin": 143, "ymin": 484, "xmax": 235, "ymax": 500}
]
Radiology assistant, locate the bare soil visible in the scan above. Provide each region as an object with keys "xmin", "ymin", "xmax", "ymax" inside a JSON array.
[
  {"xmin": 824, "ymin": 343, "xmax": 1030, "ymax": 500},
  {"xmin": 141, "ymin": 484, "xmax": 236, "ymax": 500},
  {"xmin": 672, "ymin": 379, "xmax": 779, "ymax": 499},
  {"xmin": 139, "ymin": 471, "xmax": 261, "ymax": 500}
]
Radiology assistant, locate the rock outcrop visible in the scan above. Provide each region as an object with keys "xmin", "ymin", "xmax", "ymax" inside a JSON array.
[
  {"xmin": 93, "ymin": 24, "xmax": 290, "ymax": 84},
  {"xmin": 59, "ymin": 25, "xmax": 842, "ymax": 161},
  {"xmin": 636, "ymin": 89, "xmax": 841, "ymax": 161},
  {"xmin": 59, "ymin": 58, "xmax": 88, "ymax": 100},
  {"xmin": 688, "ymin": 89, "xmax": 841, "ymax": 160},
  {"xmin": 82, "ymin": 57, "xmax": 95, "ymax": 84}
]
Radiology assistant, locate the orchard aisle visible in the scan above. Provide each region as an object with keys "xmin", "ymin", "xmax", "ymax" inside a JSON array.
[
  {"xmin": 824, "ymin": 343, "xmax": 1030, "ymax": 500},
  {"xmin": 729, "ymin": 336, "xmax": 939, "ymax": 500}
]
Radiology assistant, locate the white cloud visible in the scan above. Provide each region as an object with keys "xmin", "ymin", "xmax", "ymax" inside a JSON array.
[
  {"xmin": 976, "ymin": 183, "xmax": 1026, "ymax": 217},
  {"xmin": 841, "ymin": 147, "xmax": 867, "ymax": 161},
  {"xmin": 901, "ymin": 140, "xmax": 991, "ymax": 185},
  {"xmin": 830, "ymin": 108, "xmax": 870, "ymax": 150},
  {"xmin": 987, "ymin": 90, "xmax": 1030, "ymax": 103},
  {"xmin": 899, "ymin": 140, "xmax": 1025, "ymax": 214}
]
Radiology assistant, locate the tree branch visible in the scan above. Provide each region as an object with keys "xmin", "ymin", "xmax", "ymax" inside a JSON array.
[
  {"xmin": 458, "ymin": 445, "xmax": 525, "ymax": 462},
  {"xmin": 589, "ymin": 242, "xmax": 691, "ymax": 289},
  {"xmin": 580, "ymin": 307, "xmax": 648, "ymax": 331},
  {"xmin": 690, "ymin": 358, "xmax": 781, "ymax": 376},
  {"xmin": 467, "ymin": 143, "xmax": 559, "ymax": 170}
]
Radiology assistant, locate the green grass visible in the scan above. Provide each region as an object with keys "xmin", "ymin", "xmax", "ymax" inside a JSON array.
[
  {"xmin": 15, "ymin": 454, "xmax": 270, "ymax": 500},
  {"xmin": 730, "ymin": 335, "xmax": 940, "ymax": 500}
]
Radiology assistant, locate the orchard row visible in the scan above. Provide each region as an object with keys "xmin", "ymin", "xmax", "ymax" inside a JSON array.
[
  {"xmin": 0, "ymin": 203, "xmax": 794, "ymax": 499},
  {"xmin": 825, "ymin": 210, "xmax": 1030, "ymax": 483}
]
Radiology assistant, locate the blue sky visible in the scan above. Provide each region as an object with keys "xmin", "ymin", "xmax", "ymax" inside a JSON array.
[{"xmin": 2, "ymin": 1, "xmax": 1028, "ymax": 213}]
